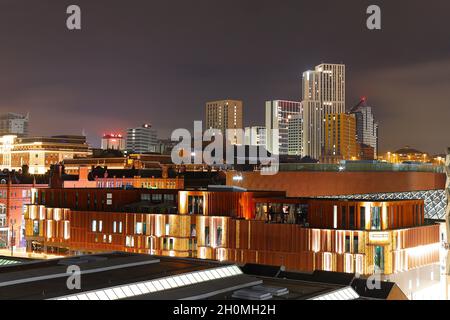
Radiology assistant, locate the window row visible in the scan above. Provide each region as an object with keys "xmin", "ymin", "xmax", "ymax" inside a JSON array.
[{"xmin": 91, "ymin": 220, "xmax": 123, "ymax": 233}]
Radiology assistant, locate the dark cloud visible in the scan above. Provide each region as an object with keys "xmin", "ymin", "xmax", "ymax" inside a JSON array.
[{"xmin": 0, "ymin": 0, "xmax": 449, "ymax": 153}]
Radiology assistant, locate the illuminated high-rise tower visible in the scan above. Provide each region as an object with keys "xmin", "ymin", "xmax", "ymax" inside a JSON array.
[
  {"xmin": 350, "ymin": 98, "xmax": 379, "ymax": 158},
  {"xmin": 265, "ymin": 100, "xmax": 302, "ymax": 156},
  {"xmin": 205, "ymin": 100, "xmax": 243, "ymax": 145},
  {"xmin": 126, "ymin": 124, "xmax": 158, "ymax": 154},
  {"xmin": 302, "ymin": 63, "xmax": 345, "ymax": 160}
]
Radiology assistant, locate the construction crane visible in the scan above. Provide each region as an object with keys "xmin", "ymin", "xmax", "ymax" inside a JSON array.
[{"xmin": 349, "ymin": 97, "xmax": 368, "ymax": 114}]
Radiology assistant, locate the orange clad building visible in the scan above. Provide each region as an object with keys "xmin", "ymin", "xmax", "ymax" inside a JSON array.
[{"xmin": 24, "ymin": 188, "xmax": 440, "ymax": 276}]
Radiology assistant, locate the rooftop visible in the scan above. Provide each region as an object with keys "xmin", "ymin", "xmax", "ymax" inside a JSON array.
[
  {"xmin": 0, "ymin": 253, "xmax": 405, "ymax": 300},
  {"xmin": 277, "ymin": 162, "xmax": 443, "ymax": 173},
  {"xmin": 0, "ymin": 170, "xmax": 49, "ymax": 185}
]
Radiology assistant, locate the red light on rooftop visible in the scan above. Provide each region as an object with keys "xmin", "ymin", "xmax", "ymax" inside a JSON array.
[{"xmin": 103, "ymin": 133, "xmax": 124, "ymax": 139}]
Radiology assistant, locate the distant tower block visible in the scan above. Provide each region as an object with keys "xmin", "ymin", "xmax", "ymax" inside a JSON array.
[{"xmin": 101, "ymin": 133, "xmax": 125, "ymax": 151}]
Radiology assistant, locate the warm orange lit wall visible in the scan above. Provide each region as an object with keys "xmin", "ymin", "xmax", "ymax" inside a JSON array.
[
  {"xmin": 307, "ymin": 199, "xmax": 424, "ymax": 230},
  {"xmin": 0, "ymin": 184, "xmax": 47, "ymax": 247},
  {"xmin": 227, "ymin": 171, "xmax": 445, "ymax": 197},
  {"xmin": 38, "ymin": 188, "xmax": 178, "ymax": 212},
  {"xmin": 178, "ymin": 191, "xmax": 255, "ymax": 219},
  {"xmin": 324, "ymin": 113, "xmax": 357, "ymax": 160},
  {"xmin": 25, "ymin": 205, "xmax": 440, "ymax": 275}
]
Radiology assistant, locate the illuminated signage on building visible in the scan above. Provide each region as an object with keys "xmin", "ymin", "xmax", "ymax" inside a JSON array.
[{"xmin": 369, "ymin": 231, "xmax": 390, "ymax": 243}]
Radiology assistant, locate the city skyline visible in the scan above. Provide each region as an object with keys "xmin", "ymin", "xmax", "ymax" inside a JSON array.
[
  {"xmin": 0, "ymin": 0, "xmax": 449, "ymax": 155},
  {"xmin": 0, "ymin": 1, "xmax": 449, "ymax": 303}
]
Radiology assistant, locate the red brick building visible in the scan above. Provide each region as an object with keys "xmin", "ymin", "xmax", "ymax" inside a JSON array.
[{"xmin": 0, "ymin": 173, "xmax": 47, "ymax": 249}]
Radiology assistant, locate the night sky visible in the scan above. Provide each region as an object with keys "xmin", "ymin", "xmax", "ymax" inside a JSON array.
[{"xmin": 0, "ymin": 0, "xmax": 449, "ymax": 154}]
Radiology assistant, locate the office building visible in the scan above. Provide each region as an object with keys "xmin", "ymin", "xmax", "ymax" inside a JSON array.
[
  {"xmin": 244, "ymin": 126, "xmax": 266, "ymax": 147},
  {"xmin": 0, "ymin": 135, "xmax": 91, "ymax": 174},
  {"xmin": 205, "ymin": 100, "xmax": 243, "ymax": 145},
  {"xmin": 302, "ymin": 63, "xmax": 346, "ymax": 159},
  {"xmin": 0, "ymin": 113, "xmax": 29, "ymax": 137},
  {"xmin": 126, "ymin": 124, "xmax": 158, "ymax": 154},
  {"xmin": 350, "ymin": 98, "xmax": 378, "ymax": 158},
  {"xmin": 288, "ymin": 114, "xmax": 304, "ymax": 156},
  {"xmin": 265, "ymin": 100, "xmax": 302, "ymax": 155},
  {"xmin": 324, "ymin": 113, "xmax": 358, "ymax": 162},
  {"xmin": 101, "ymin": 133, "xmax": 125, "ymax": 151}
]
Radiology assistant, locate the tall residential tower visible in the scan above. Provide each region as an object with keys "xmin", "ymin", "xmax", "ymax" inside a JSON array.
[
  {"xmin": 205, "ymin": 100, "xmax": 243, "ymax": 145},
  {"xmin": 288, "ymin": 114, "xmax": 304, "ymax": 156},
  {"xmin": 265, "ymin": 100, "xmax": 302, "ymax": 156},
  {"xmin": 302, "ymin": 63, "xmax": 346, "ymax": 160}
]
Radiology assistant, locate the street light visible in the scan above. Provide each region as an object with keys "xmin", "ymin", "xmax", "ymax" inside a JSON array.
[{"xmin": 10, "ymin": 218, "xmax": 16, "ymax": 257}]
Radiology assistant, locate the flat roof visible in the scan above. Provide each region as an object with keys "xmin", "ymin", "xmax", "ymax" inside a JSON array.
[
  {"xmin": 0, "ymin": 252, "xmax": 371, "ymax": 300},
  {"xmin": 0, "ymin": 253, "xmax": 237, "ymax": 300}
]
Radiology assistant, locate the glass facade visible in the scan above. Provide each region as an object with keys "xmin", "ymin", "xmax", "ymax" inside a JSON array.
[
  {"xmin": 255, "ymin": 202, "xmax": 307, "ymax": 225},
  {"xmin": 370, "ymin": 207, "xmax": 381, "ymax": 230},
  {"xmin": 374, "ymin": 245, "xmax": 384, "ymax": 272},
  {"xmin": 188, "ymin": 196, "xmax": 203, "ymax": 215}
]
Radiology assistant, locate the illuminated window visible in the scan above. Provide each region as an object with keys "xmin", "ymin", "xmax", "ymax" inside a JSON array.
[
  {"xmin": 141, "ymin": 194, "xmax": 151, "ymax": 201},
  {"xmin": 371, "ymin": 207, "xmax": 381, "ymax": 230},
  {"xmin": 216, "ymin": 226, "xmax": 223, "ymax": 247},
  {"xmin": 165, "ymin": 223, "xmax": 170, "ymax": 235},
  {"xmin": 64, "ymin": 221, "xmax": 70, "ymax": 240},
  {"xmin": 125, "ymin": 236, "xmax": 134, "ymax": 247},
  {"xmin": 136, "ymin": 222, "xmax": 145, "ymax": 235},
  {"xmin": 324, "ymin": 252, "xmax": 332, "ymax": 271},
  {"xmin": 165, "ymin": 194, "xmax": 175, "ymax": 202},
  {"xmin": 188, "ymin": 196, "xmax": 204, "ymax": 214},
  {"xmin": 46, "ymin": 220, "xmax": 53, "ymax": 239},
  {"xmin": 333, "ymin": 205, "xmax": 337, "ymax": 229},
  {"xmin": 152, "ymin": 194, "xmax": 162, "ymax": 202},
  {"xmin": 92, "ymin": 220, "xmax": 97, "ymax": 232},
  {"xmin": 374, "ymin": 245, "xmax": 384, "ymax": 272}
]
